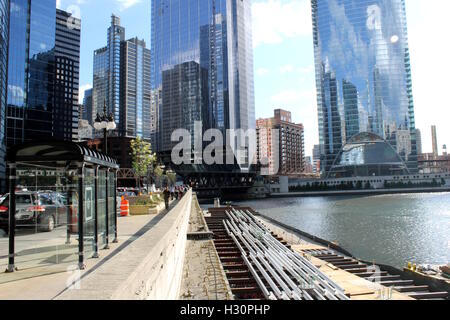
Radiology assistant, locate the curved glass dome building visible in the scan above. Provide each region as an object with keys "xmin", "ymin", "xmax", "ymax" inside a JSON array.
[
  {"xmin": 312, "ymin": 0, "xmax": 418, "ymax": 177},
  {"xmin": 327, "ymin": 132, "xmax": 409, "ymax": 178}
]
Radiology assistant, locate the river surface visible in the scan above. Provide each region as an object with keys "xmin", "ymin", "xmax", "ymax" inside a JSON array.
[{"xmin": 239, "ymin": 193, "xmax": 450, "ymax": 269}]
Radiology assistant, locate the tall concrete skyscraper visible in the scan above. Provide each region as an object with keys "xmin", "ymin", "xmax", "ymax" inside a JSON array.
[
  {"xmin": 432, "ymin": 125, "xmax": 438, "ymax": 156},
  {"xmin": 151, "ymin": 0, "xmax": 256, "ymax": 168},
  {"xmin": 312, "ymin": 0, "xmax": 417, "ymax": 177}
]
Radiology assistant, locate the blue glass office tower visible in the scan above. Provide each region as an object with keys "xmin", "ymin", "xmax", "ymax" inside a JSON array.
[
  {"xmin": 121, "ymin": 38, "xmax": 151, "ymax": 139},
  {"xmin": 151, "ymin": 0, "xmax": 255, "ymax": 159},
  {"xmin": 7, "ymin": 0, "xmax": 56, "ymax": 146},
  {"xmin": 93, "ymin": 16, "xmax": 151, "ymax": 141},
  {"xmin": 312, "ymin": 0, "xmax": 418, "ymax": 177},
  {"xmin": 0, "ymin": 0, "xmax": 9, "ymax": 191},
  {"xmin": 93, "ymin": 15, "xmax": 124, "ymax": 127}
]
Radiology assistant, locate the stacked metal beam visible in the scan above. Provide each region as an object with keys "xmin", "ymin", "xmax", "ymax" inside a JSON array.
[{"xmin": 223, "ymin": 209, "xmax": 350, "ymax": 300}]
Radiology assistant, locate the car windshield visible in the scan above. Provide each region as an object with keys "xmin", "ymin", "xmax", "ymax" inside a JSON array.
[
  {"xmin": 0, "ymin": 195, "xmax": 7, "ymax": 206},
  {"xmin": 39, "ymin": 194, "xmax": 54, "ymax": 205},
  {"xmin": 16, "ymin": 195, "xmax": 33, "ymax": 205}
]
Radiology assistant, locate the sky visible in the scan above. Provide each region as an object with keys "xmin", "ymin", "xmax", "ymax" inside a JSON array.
[{"xmin": 57, "ymin": 0, "xmax": 450, "ymax": 157}]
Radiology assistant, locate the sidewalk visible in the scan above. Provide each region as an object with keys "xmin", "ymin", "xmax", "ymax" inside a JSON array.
[{"xmin": 0, "ymin": 203, "xmax": 176, "ymax": 300}]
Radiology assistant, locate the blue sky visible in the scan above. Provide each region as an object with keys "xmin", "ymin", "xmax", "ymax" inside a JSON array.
[{"xmin": 57, "ymin": 0, "xmax": 450, "ymax": 157}]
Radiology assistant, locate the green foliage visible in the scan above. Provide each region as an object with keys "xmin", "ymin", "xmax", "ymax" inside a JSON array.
[
  {"xmin": 131, "ymin": 194, "xmax": 163, "ymax": 206},
  {"xmin": 289, "ymin": 178, "xmax": 446, "ymax": 192},
  {"xmin": 154, "ymin": 166, "xmax": 163, "ymax": 177},
  {"xmin": 167, "ymin": 172, "xmax": 177, "ymax": 185},
  {"xmin": 130, "ymin": 137, "xmax": 157, "ymax": 180},
  {"xmin": 384, "ymin": 179, "xmax": 444, "ymax": 189}
]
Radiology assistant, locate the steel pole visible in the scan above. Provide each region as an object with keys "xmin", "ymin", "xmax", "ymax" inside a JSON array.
[{"xmin": 6, "ymin": 163, "xmax": 16, "ymax": 273}]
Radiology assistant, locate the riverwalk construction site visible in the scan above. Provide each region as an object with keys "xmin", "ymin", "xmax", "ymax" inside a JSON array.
[{"xmin": 0, "ymin": 190, "xmax": 448, "ymax": 300}]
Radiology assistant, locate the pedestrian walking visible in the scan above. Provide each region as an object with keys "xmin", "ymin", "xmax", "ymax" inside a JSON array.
[{"xmin": 163, "ymin": 187, "xmax": 170, "ymax": 210}]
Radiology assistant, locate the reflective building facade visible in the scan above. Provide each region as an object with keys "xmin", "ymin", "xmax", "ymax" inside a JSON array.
[
  {"xmin": 92, "ymin": 15, "xmax": 124, "ymax": 126},
  {"xmin": 151, "ymin": 0, "xmax": 256, "ymax": 166},
  {"xmin": 328, "ymin": 132, "xmax": 409, "ymax": 178},
  {"xmin": 120, "ymin": 38, "xmax": 151, "ymax": 139},
  {"xmin": 108, "ymin": 15, "xmax": 124, "ymax": 126},
  {"xmin": 92, "ymin": 46, "xmax": 108, "ymax": 123},
  {"xmin": 312, "ymin": 0, "xmax": 418, "ymax": 177},
  {"xmin": 6, "ymin": 1, "xmax": 81, "ymax": 151},
  {"xmin": 0, "ymin": 0, "xmax": 8, "ymax": 191},
  {"xmin": 82, "ymin": 88, "xmax": 93, "ymax": 125},
  {"xmin": 92, "ymin": 16, "xmax": 151, "ymax": 141},
  {"xmin": 55, "ymin": 8, "xmax": 81, "ymax": 142},
  {"xmin": 7, "ymin": 0, "xmax": 56, "ymax": 146}
]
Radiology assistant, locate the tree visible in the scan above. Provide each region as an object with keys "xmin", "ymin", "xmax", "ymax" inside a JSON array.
[
  {"xmin": 153, "ymin": 166, "xmax": 164, "ymax": 189},
  {"xmin": 130, "ymin": 137, "xmax": 157, "ymax": 192},
  {"xmin": 167, "ymin": 171, "xmax": 177, "ymax": 186}
]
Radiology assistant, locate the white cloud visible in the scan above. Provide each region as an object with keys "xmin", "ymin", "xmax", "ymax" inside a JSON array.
[
  {"xmin": 271, "ymin": 88, "xmax": 315, "ymax": 105},
  {"xmin": 116, "ymin": 0, "xmax": 141, "ymax": 11},
  {"xmin": 79, "ymin": 84, "xmax": 93, "ymax": 104},
  {"xmin": 269, "ymin": 87, "xmax": 319, "ymax": 156},
  {"xmin": 252, "ymin": 0, "xmax": 312, "ymax": 47},
  {"xmin": 279, "ymin": 64, "xmax": 294, "ymax": 74},
  {"xmin": 406, "ymin": 0, "xmax": 450, "ymax": 153},
  {"xmin": 256, "ymin": 67, "xmax": 270, "ymax": 76}
]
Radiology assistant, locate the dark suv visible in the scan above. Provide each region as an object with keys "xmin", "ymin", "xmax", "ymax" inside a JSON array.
[{"xmin": 0, "ymin": 192, "xmax": 68, "ymax": 233}]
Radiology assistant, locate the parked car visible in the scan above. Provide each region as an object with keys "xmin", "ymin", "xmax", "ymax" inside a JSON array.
[{"xmin": 0, "ymin": 192, "xmax": 68, "ymax": 233}]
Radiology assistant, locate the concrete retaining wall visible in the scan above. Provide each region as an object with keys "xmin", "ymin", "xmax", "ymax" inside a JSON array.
[
  {"xmin": 57, "ymin": 190, "xmax": 193, "ymax": 300},
  {"xmin": 272, "ymin": 187, "xmax": 450, "ymax": 198}
]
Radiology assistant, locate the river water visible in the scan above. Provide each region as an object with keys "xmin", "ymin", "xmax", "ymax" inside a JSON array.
[{"xmin": 240, "ymin": 193, "xmax": 450, "ymax": 269}]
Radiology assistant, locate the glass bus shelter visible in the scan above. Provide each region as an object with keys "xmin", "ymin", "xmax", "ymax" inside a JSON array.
[{"xmin": 1, "ymin": 141, "xmax": 119, "ymax": 279}]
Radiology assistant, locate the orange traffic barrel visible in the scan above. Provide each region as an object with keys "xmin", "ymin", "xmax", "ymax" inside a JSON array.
[{"xmin": 120, "ymin": 197, "xmax": 130, "ymax": 217}]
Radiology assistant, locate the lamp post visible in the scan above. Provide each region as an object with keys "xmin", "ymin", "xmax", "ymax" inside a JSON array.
[{"xmin": 94, "ymin": 101, "xmax": 117, "ymax": 155}]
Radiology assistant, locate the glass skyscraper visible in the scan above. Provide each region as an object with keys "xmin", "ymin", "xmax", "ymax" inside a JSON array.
[
  {"xmin": 7, "ymin": 0, "xmax": 56, "ymax": 146},
  {"xmin": 6, "ymin": 0, "xmax": 80, "ymax": 148},
  {"xmin": 0, "ymin": 0, "xmax": 8, "ymax": 191},
  {"xmin": 93, "ymin": 15, "xmax": 124, "ymax": 126},
  {"xmin": 92, "ymin": 16, "xmax": 151, "ymax": 141},
  {"xmin": 55, "ymin": 8, "xmax": 81, "ymax": 142},
  {"xmin": 312, "ymin": 0, "xmax": 417, "ymax": 177},
  {"xmin": 151, "ymin": 0, "xmax": 255, "ymax": 165},
  {"xmin": 121, "ymin": 38, "xmax": 151, "ymax": 139}
]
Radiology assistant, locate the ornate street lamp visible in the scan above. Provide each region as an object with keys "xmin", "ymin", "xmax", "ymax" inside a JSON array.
[{"xmin": 94, "ymin": 101, "xmax": 117, "ymax": 155}]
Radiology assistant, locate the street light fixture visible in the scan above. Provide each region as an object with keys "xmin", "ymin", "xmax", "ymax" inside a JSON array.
[{"xmin": 94, "ymin": 101, "xmax": 117, "ymax": 155}]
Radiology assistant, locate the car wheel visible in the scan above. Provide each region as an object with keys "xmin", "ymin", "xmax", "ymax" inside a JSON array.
[{"xmin": 39, "ymin": 215, "xmax": 55, "ymax": 232}]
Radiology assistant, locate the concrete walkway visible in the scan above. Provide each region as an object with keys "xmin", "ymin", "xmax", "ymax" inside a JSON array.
[
  {"xmin": 179, "ymin": 195, "xmax": 232, "ymax": 300},
  {"xmin": 0, "ymin": 203, "xmax": 177, "ymax": 300}
]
